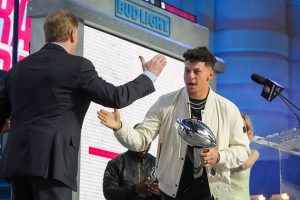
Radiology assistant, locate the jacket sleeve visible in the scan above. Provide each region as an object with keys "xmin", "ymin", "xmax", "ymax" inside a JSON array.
[
  {"xmin": 114, "ymin": 97, "xmax": 163, "ymax": 152},
  {"xmin": 76, "ymin": 59, "xmax": 155, "ymax": 108},
  {"xmin": 103, "ymin": 160, "xmax": 137, "ymax": 200},
  {"xmin": 217, "ymin": 104, "xmax": 251, "ymax": 169},
  {"xmin": 0, "ymin": 79, "xmax": 11, "ymax": 130}
]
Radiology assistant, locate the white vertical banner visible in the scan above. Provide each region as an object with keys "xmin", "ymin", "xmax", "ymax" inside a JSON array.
[{"xmin": 80, "ymin": 25, "xmax": 184, "ymax": 200}]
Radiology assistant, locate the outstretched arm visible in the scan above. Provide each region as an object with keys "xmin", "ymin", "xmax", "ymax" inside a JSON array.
[
  {"xmin": 98, "ymin": 96, "xmax": 162, "ymax": 152},
  {"xmin": 78, "ymin": 55, "xmax": 167, "ymax": 109}
]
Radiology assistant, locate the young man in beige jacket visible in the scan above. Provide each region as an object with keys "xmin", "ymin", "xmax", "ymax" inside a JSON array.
[{"xmin": 98, "ymin": 47, "xmax": 250, "ymax": 200}]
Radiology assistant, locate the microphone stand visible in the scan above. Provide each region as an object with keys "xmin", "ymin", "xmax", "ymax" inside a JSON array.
[
  {"xmin": 278, "ymin": 94, "xmax": 300, "ymax": 128},
  {"xmin": 278, "ymin": 94, "xmax": 300, "ymax": 111}
]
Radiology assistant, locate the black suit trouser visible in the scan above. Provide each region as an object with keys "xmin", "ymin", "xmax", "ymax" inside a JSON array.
[{"xmin": 10, "ymin": 177, "xmax": 72, "ymax": 200}]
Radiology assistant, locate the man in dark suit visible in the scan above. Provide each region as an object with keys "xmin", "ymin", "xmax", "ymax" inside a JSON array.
[{"xmin": 0, "ymin": 10, "xmax": 166, "ymax": 200}]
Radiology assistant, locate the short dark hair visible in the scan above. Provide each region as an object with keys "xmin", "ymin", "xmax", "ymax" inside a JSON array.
[{"xmin": 183, "ymin": 46, "xmax": 217, "ymax": 69}]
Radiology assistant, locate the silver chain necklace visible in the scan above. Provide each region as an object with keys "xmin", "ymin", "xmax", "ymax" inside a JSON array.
[
  {"xmin": 189, "ymin": 99, "xmax": 206, "ymax": 105},
  {"xmin": 189, "ymin": 103, "xmax": 205, "ymax": 110},
  {"xmin": 189, "ymin": 99, "xmax": 206, "ymax": 110}
]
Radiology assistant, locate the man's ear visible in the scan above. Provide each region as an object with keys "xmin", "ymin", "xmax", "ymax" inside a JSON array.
[
  {"xmin": 207, "ymin": 69, "xmax": 215, "ymax": 81},
  {"xmin": 70, "ymin": 30, "xmax": 75, "ymax": 43}
]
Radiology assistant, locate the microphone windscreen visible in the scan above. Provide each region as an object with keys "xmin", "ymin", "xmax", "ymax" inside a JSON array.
[{"xmin": 251, "ymin": 73, "xmax": 266, "ymax": 85}]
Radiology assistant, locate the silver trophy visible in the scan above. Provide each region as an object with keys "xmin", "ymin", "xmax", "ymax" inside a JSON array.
[
  {"xmin": 177, "ymin": 118, "xmax": 217, "ymax": 176},
  {"xmin": 177, "ymin": 118, "xmax": 216, "ymax": 148}
]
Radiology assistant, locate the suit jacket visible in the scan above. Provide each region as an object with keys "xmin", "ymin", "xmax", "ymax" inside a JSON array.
[{"xmin": 0, "ymin": 43, "xmax": 155, "ymax": 191}]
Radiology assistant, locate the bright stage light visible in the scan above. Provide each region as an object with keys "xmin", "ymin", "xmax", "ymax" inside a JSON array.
[
  {"xmin": 270, "ymin": 193, "xmax": 290, "ymax": 200},
  {"xmin": 250, "ymin": 195, "xmax": 266, "ymax": 200}
]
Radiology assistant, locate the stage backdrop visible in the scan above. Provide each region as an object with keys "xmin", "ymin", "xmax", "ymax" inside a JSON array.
[{"xmin": 80, "ymin": 25, "xmax": 185, "ymax": 200}]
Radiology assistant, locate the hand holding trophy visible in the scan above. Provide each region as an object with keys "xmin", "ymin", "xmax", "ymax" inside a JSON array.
[{"xmin": 177, "ymin": 118, "xmax": 217, "ymax": 176}]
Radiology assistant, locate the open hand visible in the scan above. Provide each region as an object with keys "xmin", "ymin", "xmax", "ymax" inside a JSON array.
[
  {"xmin": 97, "ymin": 109, "xmax": 122, "ymax": 131},
  {"xmin": 139, "ymin": 54, "xmax": 167, "ymax": 77}
]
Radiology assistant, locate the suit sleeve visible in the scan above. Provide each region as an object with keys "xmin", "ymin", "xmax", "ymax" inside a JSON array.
[
  {"xmin": 103, "ymin": 160, "xmax": 137, "ymax": 200},
  {"xmin": 76, "ymin": 59, "xmax": 155, "ymax": 108},
  {"xmin": 0, "ymin": 78, "xmax": 11, "ymax": 130}
]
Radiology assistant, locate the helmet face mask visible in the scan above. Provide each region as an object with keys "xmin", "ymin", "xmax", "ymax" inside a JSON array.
[{"xmin": 176, "ymin": 118, "xmax": 216, "ymax": 148}]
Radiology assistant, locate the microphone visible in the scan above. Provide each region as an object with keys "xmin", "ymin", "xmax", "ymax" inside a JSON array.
[
  {"xmin": 251, "ymin": 73, "xmax": 284, "ymax": 102},
  {"xmin": 261, "ymin": 79, "xmax": 284, "ymax": 102},
  {"xmin": 251, "ymin": 73, "xmax": 266, "ymax": 85},
  {"xmin": 251, "ymin": 73, "xmax": 300, "ymax": 127}
]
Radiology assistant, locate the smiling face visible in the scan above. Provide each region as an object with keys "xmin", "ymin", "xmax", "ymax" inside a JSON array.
[{"xmin": 184, "ymin": 60, "xmax": 214, "ymax": 99}]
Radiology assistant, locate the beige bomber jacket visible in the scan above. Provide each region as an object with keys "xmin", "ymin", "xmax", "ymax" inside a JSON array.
[{"xmin": 114, "ymin": 87, "xmax": 250, "ymax": 199}]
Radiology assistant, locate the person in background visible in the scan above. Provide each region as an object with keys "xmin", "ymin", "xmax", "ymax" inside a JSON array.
[
  {"xmin": 98, "ymin": 46, "xmax": 250, "ymax": 200},
  {"xmin": 230, "ymin": 113, "xmax": 259, "ymax": 200},
  {"xmin": 0, "ymin": 9, "xmax": 167, "ymax": 200},
  {"xmin": 0, "ymin": 72, "xmax": 9, "ymax": 135},
  {"xmin": 103, "ymin": 124, "xmax": 159, "ymax": 200},
  {"xmin": 0, "ymin": 118, "xmax": 10, "ymax": 134}
]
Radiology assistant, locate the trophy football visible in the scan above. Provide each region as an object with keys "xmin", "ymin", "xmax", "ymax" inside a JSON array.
[
  {"xmin": 177, "ymin": 118, "xmax": 216, "ymax": 148},
  {"xmin": 177, "ymin": 118, "xmax": 217, "ymax": 176}
]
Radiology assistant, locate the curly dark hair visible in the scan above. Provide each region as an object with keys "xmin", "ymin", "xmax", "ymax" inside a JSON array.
[{"xmin": 183, "ymin": 46, "xmax": 217, "ymax": 68}]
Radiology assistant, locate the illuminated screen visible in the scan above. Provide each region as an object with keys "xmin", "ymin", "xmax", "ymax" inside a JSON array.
[
  {"xmin": 0, "ymin": 0, "xmax": 31, "ymax": 71},
  {"xmin": 80, "ymin": 25, "xmax": 184, "ymax": 199}
]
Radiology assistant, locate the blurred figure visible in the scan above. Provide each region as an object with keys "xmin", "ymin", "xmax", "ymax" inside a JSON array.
[
  {"xmin": 0, "ymin": 9, "xmax": 166, "ymax": 200},
  {"xmin": 0, "ymin": 72, "xmax": 9, "ymax": 159},
  {"xmin": 0, "ymin": 118, "xmax": 10, "ymax": 134},
  {"xmin": 0, "ymin": 71, "xmax": 8, "ymax": 135},
  {"xmin": 98, "ymin": 46, "xmax": 250, "ymax": 200},
  {"xmin": 230, "ymin": 113, "xmax": 260, "ymax": 200},
  {"xmin": 103, "ymin": 134, "xmax": 159, "ymax": 200}
]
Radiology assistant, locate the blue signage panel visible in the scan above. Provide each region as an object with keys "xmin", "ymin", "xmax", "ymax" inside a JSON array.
[{"xmin": 115, "ymin": 0, "xmax": 170, "ymax": 36}]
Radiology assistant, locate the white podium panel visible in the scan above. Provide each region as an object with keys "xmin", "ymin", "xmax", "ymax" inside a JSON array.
[{"xmin": 253, "ymin": 127, "xmax": 300, "ymax": 199}]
